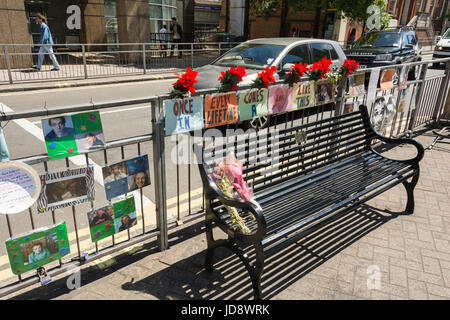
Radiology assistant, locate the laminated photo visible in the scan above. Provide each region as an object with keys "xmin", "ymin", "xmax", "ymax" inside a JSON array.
[
  {"xmin": 165, "ymin": 96, "xmax": 204, "ymax": 136},
  {"xmin": 315, "ymin": 80, "xmax": 335, "ymax": 105},
  {"xmin": 238, "ymin": 88, "xmax": 269, "ymax": 121},
  {"xmin": 37, "ymin": 166, "xmax": 95, "ymax": 213},
  {"xmin": 204, "ymin": 92, "xmax": 239, "ymax": 128},
  {"xmin": 268, "ymin": 85, "xmax": 294, "ymax": 114},
  {"xmin": 347, "ymin": 73, "xmax": 366, "ymax": 98},
  {"xmin": 293, "ymin": 81, "xmax": 315, "ymax": 109},
  {"xmin": 102, "ymin": 155, "xmax": 150, "ymax": 200},
  {"xmin": 42, "ymin": 111, "xmax": 105, "ymax": 159},
  {"xmin": 87, "ymin": 196, "xmax": 136, "ymax": 242},
  {"xmin": 5, "ymin": 221, "xmax": 70, "ymax": 275}
]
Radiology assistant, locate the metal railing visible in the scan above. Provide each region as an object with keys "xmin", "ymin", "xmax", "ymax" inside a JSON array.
[
  {"xmin": 0, "ymin": 57, "xmax": 448, "ymax": 298},
  {"xmin": 0, "ymin": 42, "xmax": 241, "ymax": 85}
]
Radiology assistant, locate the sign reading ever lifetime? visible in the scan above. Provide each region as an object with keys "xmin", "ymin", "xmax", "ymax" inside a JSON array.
[{"xmin": 165, "ymin": 96, "xmax": 204, "ymax": 135}]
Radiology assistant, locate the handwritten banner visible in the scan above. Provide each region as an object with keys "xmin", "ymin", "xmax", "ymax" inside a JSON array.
[
  {"xmin": 293, "ymin": 81, "xmax": 315, "ymax": 110},
  {"xmin": 268, "ymin": 85, "xmax": 294, "ymax": 115},
  {"xmin": 165, "ymin": 96, "xmax": 204, "ymax": 135},
  {"xmin": 204, "ymin": 92, "xmax": 239, "ymax": 128},
  {"xmin": 238, "ymin": 88, "xmax": 269, "ymax": 121}
]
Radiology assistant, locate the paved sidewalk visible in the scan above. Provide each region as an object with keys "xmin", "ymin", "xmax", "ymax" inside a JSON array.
[{"xmin": 4, "ymin": 128, "xmax": 450, "ymax": 300}]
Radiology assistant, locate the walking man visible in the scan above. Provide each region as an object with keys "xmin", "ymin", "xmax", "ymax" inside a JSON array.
[
  {"xmin": 33, "ymin": 13, "xmax": 60, "ymax": 71},
  {"xmin": 159, "ymin": 24, "xmax": 168, "ymax": 57},
  {"xmin": 169, "ymin": 17, "xmax": 183, "ymax": 58}
]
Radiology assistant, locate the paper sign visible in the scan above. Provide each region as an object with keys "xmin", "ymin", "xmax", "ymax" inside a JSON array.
[
  {"xmin": 164, "ymin": 96, "xmax": 204, "ymax": 135},
  {"xmin": 398, "ymin": 89, "xmax": 408, "ymax": 113},
  {"xmin": 42, "ymin": 111, "xmax": 105, "ymax": 159},
  {"xmin": 398, "ymin": 66, "xmax": 408, "ymax": 90},
  {"xmin": 367, "ymin": 68, "xmax": 380, "ymax": 105},
  {"xmin": 37, "ymin": 166, "xmax": 95, "ymax": 213},
  {"xmin": 348, "ymin": 74, "xmax": 366, "ymax": 98},
  {"xmin": 315, "ymin": 80, "xmax": 335, "ymax": 105},
  {"xmin": 292, "ymin": 82, "xmax": 315, "ymax": 109},
  {"xmin": 87, "ymin": 196, "xmax": 136, "ymax": 242},
  {"xmin": 268, "ymin": 85, "xmax": 294, "ymax": 114},
  {"xmin": 380, "ymin": 69, "xmax": 395, "ymax": 91},
  {"xmin": 238, "ymin": 88, "xmax": 269, "ymax": 121},
  {"xmin": 204, "ymin": 92, "xmax": 239, "ymax": 128},
  {"xmin": 5, "ymin": 221, "xmax": 70, "ymax": 275},
  {"xmin": 0, "ymin": 161, "xmax": 41, "ymax": 214}
]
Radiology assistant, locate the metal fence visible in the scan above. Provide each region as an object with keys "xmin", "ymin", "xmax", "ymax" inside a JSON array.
[
  {"xmin": 0, "ymin": 57, "xmax": 448, "ymax": 298},
  {"xmin": 0, "ymin": 42, "xmax": 240, "ymax": 85}
]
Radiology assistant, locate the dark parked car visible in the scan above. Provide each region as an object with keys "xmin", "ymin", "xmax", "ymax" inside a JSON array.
[{"xmin": 345, "ymin": 27, "xmax": 422, "ymax": 82}]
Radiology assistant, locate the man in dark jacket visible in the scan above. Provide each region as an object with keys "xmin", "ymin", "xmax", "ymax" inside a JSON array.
[{"xmin": 169, "ymin": 17, "xmax": 183, "ymax": 58}]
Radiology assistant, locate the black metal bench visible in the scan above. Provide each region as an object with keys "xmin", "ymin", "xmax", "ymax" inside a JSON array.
[{"xmin": 198, "ymin": 105, "xmax": 424, "ymax": 300}]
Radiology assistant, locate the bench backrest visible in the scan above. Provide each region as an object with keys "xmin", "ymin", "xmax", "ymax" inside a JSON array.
[{"xmin": 201, "ymin": 105, "xmax": 375, "ymax": 195}]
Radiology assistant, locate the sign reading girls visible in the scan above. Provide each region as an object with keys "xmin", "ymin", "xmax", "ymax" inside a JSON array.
[
  {"xmin": 238, "ymin": 88, "xmax": 269, "ymax": 121},
  {"xmin": 204, "ymin": 92, "xmax": 239, "ymax": 128},
  {"xmin": 165, "ymin": 96, "xmax": 204, "ymax": 135}
]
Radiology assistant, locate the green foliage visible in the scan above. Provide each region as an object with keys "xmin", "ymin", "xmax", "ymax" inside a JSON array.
[{"xmin": 250, "ymin": 0, "xmax": 391, "ymax": 28}]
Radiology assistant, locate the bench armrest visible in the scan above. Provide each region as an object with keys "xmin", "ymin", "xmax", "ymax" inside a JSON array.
[
  {"xmin": 359, "ymin": 105, "xmax": 424, "ymax": 166},
  {"xmin": 368, "ymin": 130, "xmax": 425, "ymax": 166},
  {"xmin": 199, "ymin": 162, "xmax": 267, "ymax": 237}
]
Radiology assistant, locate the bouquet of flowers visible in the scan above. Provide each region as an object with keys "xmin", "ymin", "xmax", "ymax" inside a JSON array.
[
  {"xmin": 218, "ymin": 66, "xmax": 247, "ymax": 93},
  {"xmin": 252, "ymin": 65, "xmax": 277, "ymax": 89},
  {"xmin": 340, "ymin": 59, "xmax": 359, "ymax": 77},
  {"xmin": 284, "ymin": 63, "xmax": 309, "ymax": 87},
  {"xmin": 171, "ymin": 67, "xmax": 198, "ymax": 99},
  {"xmin": 211, "ymin": 153, "xmax": 255, "ymax": 234},
  {"xmin": 308, "ymin": 57, "xmax": 333, "ymax": 81}
]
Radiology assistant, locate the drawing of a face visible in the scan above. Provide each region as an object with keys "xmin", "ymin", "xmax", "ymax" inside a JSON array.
[{"xmin": 372, "ymin": 98, "xmax": 386, "ymax": 132}]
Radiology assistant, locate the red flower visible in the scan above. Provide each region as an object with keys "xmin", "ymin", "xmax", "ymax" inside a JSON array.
[
  {"xmin": 309, "ymin": 57, "xmax": 333, "ymax": 80},
  {"xmin": 342, "ymin": 59, "xmax": 359, "ymax": 75},
  {"xmin": 255, "ymin": 66, "xmax": 277, "ymax": 88},
  {"xmin": 173, "ymin": 67, "xmax": 198, "ymax": 94},
  {"xmin": 218, "ymin": 66, "xmax": 247, "ymax": 92},
  {"xmin": 293, "ymin": 63, "xmax": 310, "ymax": 76}
]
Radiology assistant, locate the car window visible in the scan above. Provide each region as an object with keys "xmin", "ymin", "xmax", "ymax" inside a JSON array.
[
  {"xmin": 282, "ymin": 44, "xmax": 311, "ymax": 66},
  {"xmin": 213, "ymin": 43, "xmax": 286, "ymax": 69},
  {"xmin": 443, "ymin": 28, "xmax": 450, "ymax": 39},
  {"xmin": 352, "ymin": 32, "xmax": 401, "ymax": 48},
  {"xmin": 310, "ymin": 43, "xmax": 339, "ymax": 62}
]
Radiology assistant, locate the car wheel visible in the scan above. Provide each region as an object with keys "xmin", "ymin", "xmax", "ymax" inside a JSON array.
[{"xmin": 245, "ymin": 115, "xmax": 271, "ymax": 130}]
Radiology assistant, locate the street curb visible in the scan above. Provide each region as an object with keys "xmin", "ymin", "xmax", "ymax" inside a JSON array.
[{"xmin": 0, "ymin": 73, "xmax": 178, "ymax": 93}]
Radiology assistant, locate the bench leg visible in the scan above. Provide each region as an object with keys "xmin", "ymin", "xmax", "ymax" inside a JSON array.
[
  {"xmin": 402, "ymin": 171, "xmax": 419, "ymax": 215},
  {"xmin": 204, "ymin": 219, "xmax": 220, "ymax": 272}
]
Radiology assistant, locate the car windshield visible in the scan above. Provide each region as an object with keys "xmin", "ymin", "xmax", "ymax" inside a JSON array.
[
  {"xmin": 443, "ymin": 28, "xmax": 450, "ymax": 39},
  {"xmin": 352, "ymin": 32, "xmax": 401, "ymax": 48},
  {"xmin": 213, "ymin": 43, "xmax": 286, "ymax": 69}
]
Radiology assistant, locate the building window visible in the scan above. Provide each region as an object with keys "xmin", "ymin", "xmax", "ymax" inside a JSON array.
[
  {"xmin": 105, "ymin": 0, "xmax": 118, "ymax": 50},
  {"xmin": 388, "ymin": 0, "xmax": 397, "ymax": 15},
  {"xmin": 149, "ymin": 0, "xmax": 177, "ymax": 42}
]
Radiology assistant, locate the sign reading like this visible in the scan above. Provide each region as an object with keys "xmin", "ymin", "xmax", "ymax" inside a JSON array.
[
  {"xmin": 238, "ymin": 88, "xmax": 269, "ymax": 121},
  {"xmin": 204, "ymin": 92, "xmax": 239, "ymax": 128},
  {"xmin": 165, "ymin": 96, "xmax": 204, "ymax": 135},
  {"xmin": 293, "ymin": 82, "xmax": 315, "ymax": 109}
]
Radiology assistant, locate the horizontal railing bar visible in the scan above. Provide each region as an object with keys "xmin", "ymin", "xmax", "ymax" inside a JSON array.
[{"xmin": 0, "ymin": 229, "xmax": 160, "ymax": 299}]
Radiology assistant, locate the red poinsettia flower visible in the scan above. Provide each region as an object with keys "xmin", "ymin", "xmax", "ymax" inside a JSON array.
[
  {"xmin": 173, "ymin": 67, "xmax": 198, "ymax": 94},
  {"xmin": 293, "ymin": 63, "xmax": 310, "ymax": 76},
  {"xmin": 342, "ymin": 59, "xmax": 359, "ymax": 75},
  {"xmin": 218, "ymin": 66, "xmax": 247, "ymax": 92},
  {"xmin": 255, "ymin": 65, "xmax": 277, "ymax": 88},
  {"xmin": 309, "ymin": 57, "xmax": 333, "ymax": 80}
]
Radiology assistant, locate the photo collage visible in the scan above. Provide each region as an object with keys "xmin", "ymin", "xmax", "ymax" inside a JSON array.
[
  {"xmin": 102, "ymin": 155, "xmax": 150, "ymax": 200},
  {"xmin": 41, "ymin": 111, "xmax": 105, "ymax": 159},
  {"xmin": 87, "ymin": 196, "xmax": 137, "ymax": 242}
]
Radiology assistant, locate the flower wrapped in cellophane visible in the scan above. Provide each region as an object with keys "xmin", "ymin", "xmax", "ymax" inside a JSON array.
[{"xmin": 211, "ymin": 153, "xmax": 256, "ymax": 234}]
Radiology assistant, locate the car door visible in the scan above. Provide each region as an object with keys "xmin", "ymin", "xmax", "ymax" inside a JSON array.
[
  {"xmin": 401, "ymin": 32, "xmax": 415, "ymax": 63},
  {"xmin": 309, "ymin": 42, "xmax": 342, "ymax": 71},
  {"xmin": 279, "ymin": 44, "xmax": 312, "ymax": 79}
]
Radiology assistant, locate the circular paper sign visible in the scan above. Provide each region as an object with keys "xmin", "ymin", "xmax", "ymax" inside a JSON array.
[{"xmin": 0, "ymin": 161, "xmax": 41, "ymax": 214}]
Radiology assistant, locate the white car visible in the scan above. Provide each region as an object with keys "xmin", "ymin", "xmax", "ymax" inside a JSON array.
[
  {"xmin": 432, "ymin": 28, "xmax": 450, "ymax": 67},
  {"xmin": 195, "ymin": 38, "xmax": 347, "ymax": 128}
]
